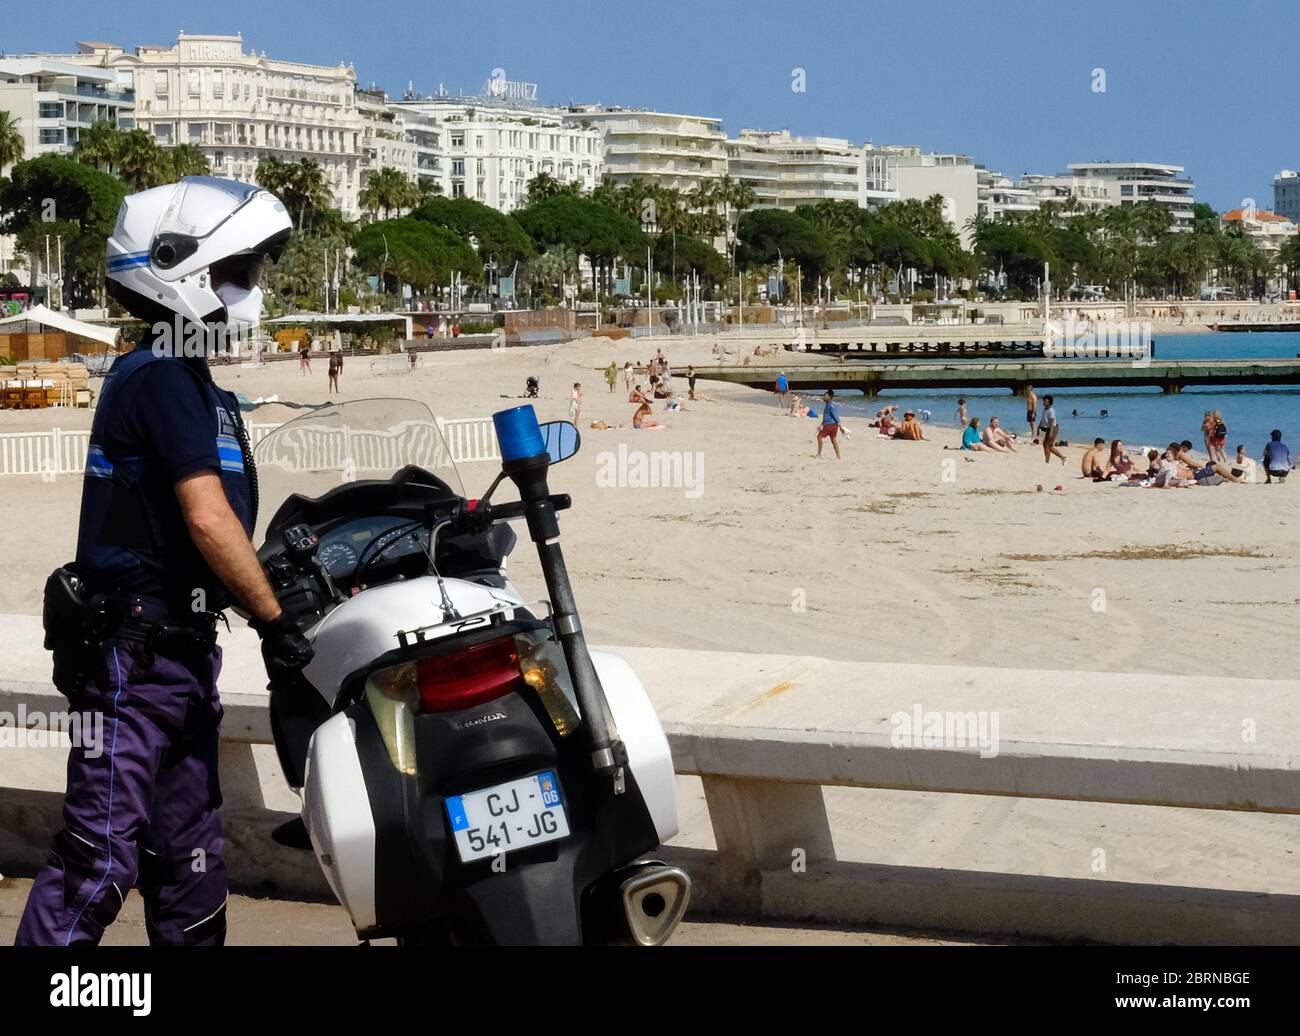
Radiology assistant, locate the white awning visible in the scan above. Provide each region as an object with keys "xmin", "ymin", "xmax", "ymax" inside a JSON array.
[
  {"xmin": 265, "ymin": 312, "xmax": 414, "ymax": 337},
  {"xmin": 0, "ymin": 305, "xmax": 121, "ymax": 348}
]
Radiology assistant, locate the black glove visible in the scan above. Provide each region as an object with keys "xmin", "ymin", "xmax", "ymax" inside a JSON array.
[{"xmin": 253, "ymin": 612, "xmax": 315, "ymax": 688}]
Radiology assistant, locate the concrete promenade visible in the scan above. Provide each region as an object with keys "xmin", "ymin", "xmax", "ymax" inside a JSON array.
[{"xmin": 3, "ymin": 616, "xmax": 1299, "ymax": 943}]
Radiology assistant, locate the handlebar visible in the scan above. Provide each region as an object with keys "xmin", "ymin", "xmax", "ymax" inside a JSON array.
[{"xmin": 430, "ymin": 493, "xmax": 572, "ymax": 535}]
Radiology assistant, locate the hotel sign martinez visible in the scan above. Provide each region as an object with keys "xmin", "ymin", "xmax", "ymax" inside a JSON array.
[{"xmin": 485, "ymin": 73, "xmax": 540, "ymax": 102}]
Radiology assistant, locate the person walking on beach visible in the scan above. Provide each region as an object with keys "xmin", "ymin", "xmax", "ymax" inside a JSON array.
[
  {"xmin": 815, "ymin": 389, "xmax": 842, "ymax": 459},
  {"xmin": 605, "ymin": 361, "xmax": 618, "ymax": 393},
  {"xmin": 775, "ymin": 371, "xmax": 790, "ymax": 409},
  {"xmin": 299, "ymin": 341, "xmax": 311, "ymax": 375},
  {"xmin": 328, "ymin": 349, "xmax": 342, "ymax": 394},
  {"xmin": 570, "ymin": 382, "xmax": 583, "ymax": 424},
  {"xmin": 1038, "ymin": 394, "xmax": 1067, "ymax": 465},
  {"xmin": 623, "ymin": 361, "xmax": 634, "ymax": 392},
  {"xmin": 687, "ymin": 365, "xmax": 697, "ymax": 401},
  {"xmin": 1026, "ymin": 385, "xmax": 1038, "ymax": 441},
  {"xmin": 955, "ymin": 398, "xmax": 969, "ymax": 427}
]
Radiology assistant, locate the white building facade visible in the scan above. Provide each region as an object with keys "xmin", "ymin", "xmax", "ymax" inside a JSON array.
[
  {"xmin": 356, "ymin": 87, "xmax": 424, "ymax": 208},
  {"xmin": 1064, "ymin": 162, "xmax": 1196, "ymax": 230},
  {"xmin": 1220, "ymin": 207, "xmax": 1297, "ymax": 252},
  {"xmin": 566, "ymin": 106, "xmax": 726, "ymax": 194},
  {"xmin": 976, "ymin": 168, "xmax": 1038, "ymax": 221},
  {"xmin": 395, "ymin": 89, "xmax": 602, "ymax": 211},
  {"xmin": 726, "ymin": 129, "xmax": 898, "ymax": 211},
  {"xmin": 0, "ymin": 57, "xmax": 136, "ymax": 174},
  {"xmin": 864, "ymin": 146, "xmax": 979, "ymax": 246},
  {"xmin": 1017, "ymin": 172, "xmax": 1113, "ymax": 214},
  {"xmin": 43, "ymin": 35, "xmax": 366, "ymax": 218},
  {"xmin": 1272, "ymin": 170, "xmax": 1300, "ymax": 225}
]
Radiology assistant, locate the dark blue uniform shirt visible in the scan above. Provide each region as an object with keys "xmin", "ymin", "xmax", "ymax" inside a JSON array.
[{"xmin": 75, "ymin": 341, "xmax": 254, "ymax": 612}]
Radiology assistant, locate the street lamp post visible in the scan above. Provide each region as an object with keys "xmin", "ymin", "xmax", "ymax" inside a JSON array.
[{"xmin": 645, "ymin": 220, "xmax": 658, "ymax": 340}]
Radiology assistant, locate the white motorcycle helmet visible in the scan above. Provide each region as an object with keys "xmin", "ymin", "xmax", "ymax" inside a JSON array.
[{"xmin": 106, "ymin": 176, "xmax": 292, "ymax": 331}]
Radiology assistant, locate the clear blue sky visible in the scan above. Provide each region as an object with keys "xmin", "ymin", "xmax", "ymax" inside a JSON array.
[{"xmin": 7, "ymin": 0, "xmax": 1294, "ymax": 211}]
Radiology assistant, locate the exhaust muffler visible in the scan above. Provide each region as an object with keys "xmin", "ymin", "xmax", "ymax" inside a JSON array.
[{"xmin": 598, "ymin": 862, "xmax": 691, "ymax": 947}]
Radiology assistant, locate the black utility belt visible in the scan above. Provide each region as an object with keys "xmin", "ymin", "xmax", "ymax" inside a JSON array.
[
  {"xmin": 115, "ymin": 614, "xmax": 219, "ymax": 658},
  {"xmin": 44, "ymin": 566, "xmax": 220, "ymax": 660}
]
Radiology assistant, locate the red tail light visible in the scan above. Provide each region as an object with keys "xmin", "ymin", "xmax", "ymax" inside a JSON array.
[{"xmin": 415, "ymin": 636, "xmax": 524, "ymax": 713}]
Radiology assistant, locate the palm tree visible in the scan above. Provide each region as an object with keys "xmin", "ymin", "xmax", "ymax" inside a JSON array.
[
  {"xmin": 116, "ymin": 130, "xmax": 168, "ymax": 191},
  {"xmin": 291, "ymin": 160, "xmax": 333, "ymax": 232},
  {"xmin": 166, "ymin": 144, "xmax": 211, "ymax": 179},
  {"xmin": 73, "ymin": 121, "xmax": 122, "ymax": 173},
  {"xmin": 259, "ymin": 158, "xmax": 333, "ymax": 231},
  {"xmin": 358, "ymin": 166, "xmax": 420, "ymax": 222},
  {"xmin": 0, "ymin": 111, "xmax": 25, "ymax": 172},
  {"xmin": 526, "ymin": 245, "xmax": 580, "ymax": 302},
  {"xmin": 525, "ymin": 171, "xmax": 576, "ymax": 202},
  {"xmin": 1278, "ymin": 235, "xmax": 1300, "ymax": 295},
  {"xmin": 710, "ymin": 175, "xmax": 756, "ymax": 268}
]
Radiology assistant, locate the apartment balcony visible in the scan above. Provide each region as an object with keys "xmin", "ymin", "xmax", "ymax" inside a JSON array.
[
  {"xmin": 610, "ymin": 156, "xmax": 728, "ymax": 174},
  {"xmin": 777, "ymin": 187, "xmax": 860, "ymax": 201},
  {"xmin": 606, "ymin": 142, "xmax": 727, "ymax": 162},
  {"xmin": 1122, "ymin": 179, "xmax": 1194, "ymax": 194},
  {"xmin": 609, "ymin": 120, "xmax": 724, "ymax": 141},
  {"xmin": 1137, "ymin": 192, "xmax": 1195, "ymax": 205}
]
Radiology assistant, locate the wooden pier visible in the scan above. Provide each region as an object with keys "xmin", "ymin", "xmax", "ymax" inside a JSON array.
[
  {"xmin": 695, "ymin": 358, "xmax": 1300, "ymax": 396},
  {"xmin": 778, "ymin": 322, "xmax": 1049, "ymax": 357},
  {"xmin": 1210, "ymin": 321, "xmax": 1300, "ymax": 335}
]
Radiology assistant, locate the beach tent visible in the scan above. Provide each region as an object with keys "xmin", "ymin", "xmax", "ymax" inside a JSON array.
[{"xmin": 0, "ymin": 305, "xmax": 121, "ymax": 349}]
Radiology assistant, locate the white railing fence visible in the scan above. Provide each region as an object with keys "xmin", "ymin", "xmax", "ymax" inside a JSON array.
[
  {"xmin": 437, "ymin": 417, "xmax": 502, "ymax": 465},
  {"xmin": 0, "ymin": 429, "xmax": 93, "ymax": 479},
  {"xmin": 0, "ymin": 418, "xmax": 499, "ymax": 477}
]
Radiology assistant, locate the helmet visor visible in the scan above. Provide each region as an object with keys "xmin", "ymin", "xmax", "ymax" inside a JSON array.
[
  {"xmin": 209, "ymin": 251, "xmax": 266, "ymax": 292},
  {"xmin": 209, "ymin": 229, "xmax": 291, "ymax": 291}
]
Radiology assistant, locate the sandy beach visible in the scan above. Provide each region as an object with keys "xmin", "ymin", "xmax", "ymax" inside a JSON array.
[
  {"xmin": 3, "ymin": 334, "xmax": 1299, "ymax": 905},
  {"xmin": 3, "ymin": 333, "xmax": 1295, "ymax": 681}
]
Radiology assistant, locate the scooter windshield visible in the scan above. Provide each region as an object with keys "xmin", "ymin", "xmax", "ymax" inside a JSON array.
[{"xmin": 251, "ymin": 398, "xmax": 465, "ymax": 543}]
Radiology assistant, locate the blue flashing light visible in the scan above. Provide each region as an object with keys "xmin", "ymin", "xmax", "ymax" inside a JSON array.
[{"xmin": 493, "ymin": 405, "xmax": 546, "ymax": 462}]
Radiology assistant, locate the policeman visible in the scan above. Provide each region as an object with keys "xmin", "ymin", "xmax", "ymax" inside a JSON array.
[{"xmin": 16, "ymin": 178, "xmax": 313, "ymax": 946}]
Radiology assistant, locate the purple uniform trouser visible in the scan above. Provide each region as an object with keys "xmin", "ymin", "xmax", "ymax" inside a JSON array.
[{"xmin": 16, "ymin": 640, "xmax": 228, "ymax": 946}]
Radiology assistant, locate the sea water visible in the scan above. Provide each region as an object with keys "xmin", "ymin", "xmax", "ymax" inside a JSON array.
[{"xmin": 778, "ymin": 332, "xmax": 1300, "ymax": 455}]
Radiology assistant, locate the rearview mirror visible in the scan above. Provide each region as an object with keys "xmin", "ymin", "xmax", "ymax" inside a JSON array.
[{"xmin": 538, "ymin": 421, "xmax": 581, "ymax": 465}]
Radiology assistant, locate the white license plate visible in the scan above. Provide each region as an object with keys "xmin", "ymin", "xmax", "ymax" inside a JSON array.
[{"xmin": 444, "ymin": 770, "xmax": 570, "ymax": 863}]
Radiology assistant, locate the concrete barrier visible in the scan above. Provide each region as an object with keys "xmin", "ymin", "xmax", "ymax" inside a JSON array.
[
  {"xmin": 3, "ymin": 619, "xmax": 1299, "ymax": 943},
  {"xmin": 641, "ymin": 650, "xmax": 1300, "ymax": 943}
]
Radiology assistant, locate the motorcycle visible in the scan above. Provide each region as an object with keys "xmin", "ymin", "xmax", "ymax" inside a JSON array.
[{"xmin": 249, "ymin": 398, "xmax": 689, "ymax": 945}]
